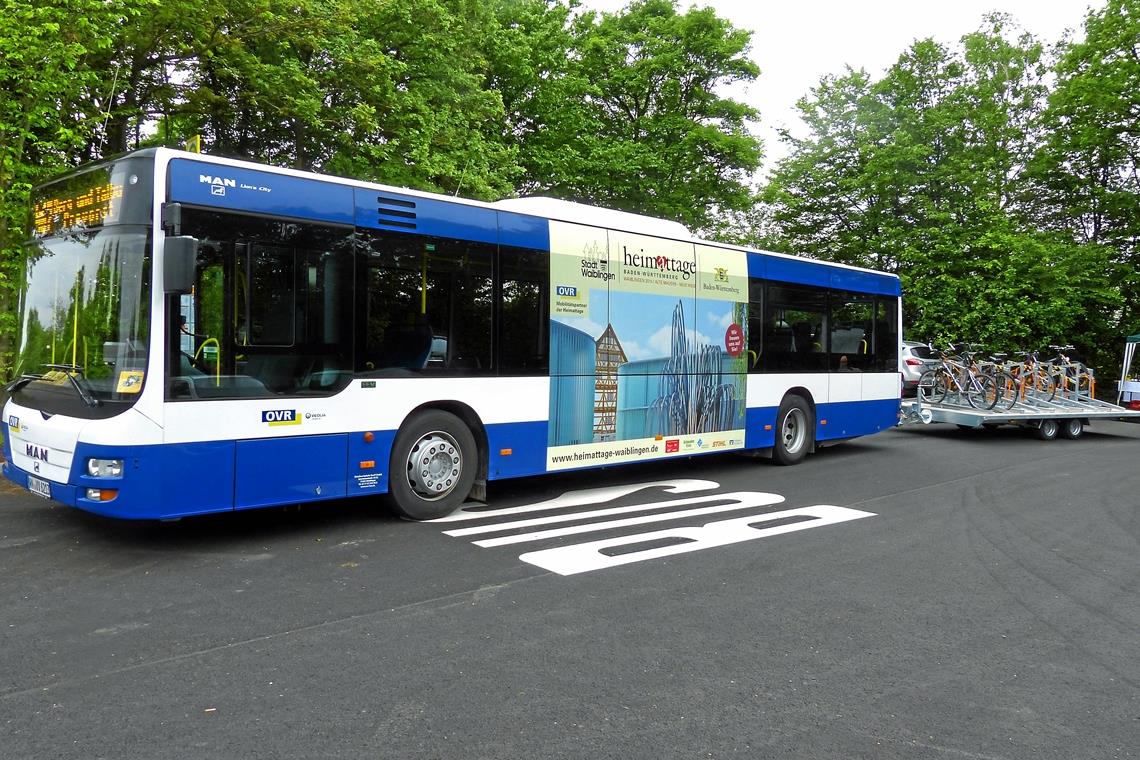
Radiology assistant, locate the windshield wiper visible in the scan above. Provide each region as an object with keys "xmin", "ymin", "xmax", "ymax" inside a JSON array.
[
  {"xmin": 14, "ymin": 363, "xmax": 102, "ymax": 407},
  {"xmin": 43, "ymin": 364, "xmax": 101, "ymax": 407}
]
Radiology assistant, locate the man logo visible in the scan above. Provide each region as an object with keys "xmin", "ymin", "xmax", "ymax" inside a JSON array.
[
  {"xmin": 200, "ymin": 174, "xmax": 236, "ymax": 197},
  {"xmin": 199, "ymin": 174, "xmax": 236, "ymax": 188},
  {"xmin": 261, "ymin": 409, "xmax": 302, "ymax": 427}
]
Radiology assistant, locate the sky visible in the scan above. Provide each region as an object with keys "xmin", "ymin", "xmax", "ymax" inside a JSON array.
[{"xmin": 578, "ymin": 0, "xmax": 1105, "ymax": 171}]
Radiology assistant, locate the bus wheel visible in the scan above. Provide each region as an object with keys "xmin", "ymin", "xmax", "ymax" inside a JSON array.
[
  {"xmin": 388, "ymin": 410, "xmax": 478, "ymax": 520},
  {"xmin": 1036, "ymin": 419, "xmax": 1059, "ymax": 441},
  {"xmin": 1059, "ymin": 418, "xmax": 1084, "ymax": 439},
  {"xmin": 773, "ymin": 395, "xmax": 813, "ymax": 466}
]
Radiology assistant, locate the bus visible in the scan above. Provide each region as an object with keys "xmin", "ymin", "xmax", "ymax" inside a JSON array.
[{"xmin": 2, "ymin": 148, "xmax": 901, "ymax": 521}]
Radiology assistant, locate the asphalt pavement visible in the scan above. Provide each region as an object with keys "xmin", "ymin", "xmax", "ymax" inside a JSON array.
[{"xmin": 1, "ymin": 420, "xmax": 1138, "ymax": 759}]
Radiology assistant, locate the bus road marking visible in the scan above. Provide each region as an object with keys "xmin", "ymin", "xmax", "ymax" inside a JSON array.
[
  {"xmin": 433, "ymin": 480, "xmax": 877, "ymax": 576},
  {"xmin": 428, "ymin": 479, "xmax": 720, "ymax": 523},
  {"xmin": 518, "ymin": 505, "xmax": 875, "ymax": 576},
  {"xmin": 441, "ymin": 490, "xmax": 781, "ymax": 538},
  {"xmin": 468, "ymin": 492, "xmax": 786, "ymax": 547}
]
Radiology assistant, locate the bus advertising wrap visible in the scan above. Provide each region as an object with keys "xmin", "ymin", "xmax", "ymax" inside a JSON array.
[{"xmin": 547, "ymin": 221, "xmax": 748, "ymax": 471}]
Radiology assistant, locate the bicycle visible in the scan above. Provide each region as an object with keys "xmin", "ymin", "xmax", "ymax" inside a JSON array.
[
  {"xmin": 1045, "ymin": 345, "xmax": 1095, "ymax": 400},
  {"xmin": 916, "ymin": 344, "xmax": 1000, "ymax": 409}
]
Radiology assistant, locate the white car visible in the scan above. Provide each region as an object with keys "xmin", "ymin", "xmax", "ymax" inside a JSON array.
[{"xmin": 901, "ymin": 341, "xmax": 938, "ymax": 397}]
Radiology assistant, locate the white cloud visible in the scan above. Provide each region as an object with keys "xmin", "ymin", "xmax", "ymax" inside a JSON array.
[
  {"xmin": 647, "ymin": 323, "xmax": 718, "ymax": 358},
  {"xmin": 579, "ymin": 0, "xmax": 1095, "ymax": 171}
]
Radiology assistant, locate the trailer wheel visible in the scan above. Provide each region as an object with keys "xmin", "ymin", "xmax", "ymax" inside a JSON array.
[
  {"xmin": 1059, "ymin": 418, "xmax": 1084, "ymax": 439},
  {"xmin": 1036, "ymin": 419, "xmax": 1059, "ymax": 441},
  {"xmin": 387, "ymin": 410, "xmax": 477, "ymax": 520}
]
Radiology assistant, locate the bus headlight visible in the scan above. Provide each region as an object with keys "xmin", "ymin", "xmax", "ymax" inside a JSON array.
[{"xmin": 86, "ymin": 458, "xmax": 123, "ymax": 477}]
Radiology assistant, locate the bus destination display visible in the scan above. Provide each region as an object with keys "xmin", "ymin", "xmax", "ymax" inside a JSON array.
[{"xmin": 32, "ymin": 176, "xmax": 123, "ymax": 235}]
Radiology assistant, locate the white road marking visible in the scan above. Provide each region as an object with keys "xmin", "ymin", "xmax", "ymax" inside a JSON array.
[
  {"xmin": 428, "ymin": 479, "xmax": 721, "ymax": 523},
  {"xmin": 471, "ymin": 492, "xmax": 786, "ymax": 548},
  {"xmin": 518, "ymin": 505, "xmax": 876, "ymax": 575},
  {"xmin": 443, "ymin": 490, "xmax": 781, "ymax": 538}
]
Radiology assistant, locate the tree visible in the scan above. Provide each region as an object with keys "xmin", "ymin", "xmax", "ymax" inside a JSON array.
[
  {"xmin": 762, "ymin": 15, "xmax": 1121, "ymax": 365},
  {"xmin": 0, "ymin": 0, "xmax": 156, "ymax": 379},
  {"xmin": 1031, "ymin": 0, "xmax": 1140, "ymax": 345},
  {"xmin": 495, "ymin": 0, "xmax": 763, "ymax": 231}
]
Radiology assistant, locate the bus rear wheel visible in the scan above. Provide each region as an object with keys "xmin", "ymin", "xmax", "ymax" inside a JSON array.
[
  {"xmin": 773, "ymin": 395, "xmax": 813, "ymax": 466},
  {"xmin": 388, "ymin": 410, "xmax": 477, "ymax": 520}
]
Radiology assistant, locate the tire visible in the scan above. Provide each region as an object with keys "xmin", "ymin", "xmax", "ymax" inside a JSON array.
[
  {"xmin": 993, "ymin": 371, "xmax": 1018, "ymax": 410},
  {"xmin": 1029, "ymin": 369, "xmax": 1056, "ymax": 402},
  {"xmin": 773, "ymin": 395, "xmax": 813, "ymax": 466},
  {"xmin": 1036, "ymin": 419, "xmax": 1059, "ymax": 441},
  {"xmin": 1059, "ymin": 418, "xmax": 1084, "ymax": 439},
  {"xmin": 387, "ymin": 410, "xmax": 478, "ymax": 520},
  {"xmin": 966, "ymin": 374, "xmax": 999, "ymax": 410}
]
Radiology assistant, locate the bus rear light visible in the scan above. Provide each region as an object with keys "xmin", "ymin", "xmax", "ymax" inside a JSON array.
[{"xmin": 86, "ymin": 488, "xmax": 119, "ymax": 501}]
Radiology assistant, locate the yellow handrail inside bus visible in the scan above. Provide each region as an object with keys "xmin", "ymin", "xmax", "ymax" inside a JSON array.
[{"xmin": 195, "ymin": 338, "xmax": 221, "ymax": 386}]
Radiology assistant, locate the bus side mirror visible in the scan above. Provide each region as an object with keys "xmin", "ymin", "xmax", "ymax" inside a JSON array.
[{"xmin": 164, "ymin": 235, "xmax": 198, "ymax": 293}]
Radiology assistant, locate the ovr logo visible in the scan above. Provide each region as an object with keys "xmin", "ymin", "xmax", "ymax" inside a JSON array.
[
  {"xmin": 262, "ymin": 409, "xmax": 301, "ymax": 427},
  {"xmin": 556, "ymin": 285, "xmax": 578, "ymax": 298}
]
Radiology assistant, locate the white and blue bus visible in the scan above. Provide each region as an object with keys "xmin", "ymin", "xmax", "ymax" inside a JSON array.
[{"xmin": 3, "ymin": 149, "xmax": 901, "ymax": 520}]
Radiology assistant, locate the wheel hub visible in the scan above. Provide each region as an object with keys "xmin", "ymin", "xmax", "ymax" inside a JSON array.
[
  {"xmin": 406, "ymin": 432, "xmax": 462, "ymax": 500},
  {"xmin": 782, "ymin": 408, "xmax": 806, "ymax": 453}
]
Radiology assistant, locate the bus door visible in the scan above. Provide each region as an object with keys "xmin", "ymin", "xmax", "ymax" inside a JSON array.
[{"xmin": 168, "ymin": 212, "xmax": 355, "ymax": 510}]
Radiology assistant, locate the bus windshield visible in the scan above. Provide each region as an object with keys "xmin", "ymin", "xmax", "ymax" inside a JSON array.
[{"xmin": 11, "ymin": 227, "xmax": 151, "ymax": 416}]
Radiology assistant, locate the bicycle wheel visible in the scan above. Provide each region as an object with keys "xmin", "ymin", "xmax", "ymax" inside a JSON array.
[
  {"xmin": 966, "ymin": 374, "xmax": 999, "ymax": 409},
  {"xmin": 1028, "ymin": 368, "xmax": 1056, "ymax": 402},
  {"xmin": 992, "ymin": 370, "xmax": 1018, "ymax": 410}
]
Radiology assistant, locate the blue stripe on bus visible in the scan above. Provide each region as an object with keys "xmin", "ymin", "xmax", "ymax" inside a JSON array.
[
  {"xmin": 497, "ymin": 211, "xmax": 550, "ymax": 251},
  {"xmin": 747, "ymin": 251, "xmax": 900, "ymax": 296},
  {"xmin": 487, "ymin": 420, "xmax": 548, "ymax": 479},
  {"xmin": 168, "ymin": 160, "xmax": 551, "ymax": 251},
  {"xmin": 354, "ymin": 189, "xmax": 499, "ymax": 244},
  {"xmin": 745, "ymin": 406, "xmax": 777, "ymax": 449},
  {"xmin": 817, "ymin": 397, "xmax": 900, "ymax": 440},
  {"xmin": 169, "ymin": 159, "xmax": 355, "ymax": 225},
  {"xmin": 235, "ymin": 434, "xmax": 350, "ymax": 510}
]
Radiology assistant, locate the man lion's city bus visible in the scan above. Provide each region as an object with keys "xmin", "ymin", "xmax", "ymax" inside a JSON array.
[{"xmin": 2, "ymin": 149, "xmax": 901, "ymax": 520}]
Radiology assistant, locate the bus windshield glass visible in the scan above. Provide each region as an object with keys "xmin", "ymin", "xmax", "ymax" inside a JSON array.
[{"xmin": 12, "ymin": 227, "xmax": 151, "ymax": 415}]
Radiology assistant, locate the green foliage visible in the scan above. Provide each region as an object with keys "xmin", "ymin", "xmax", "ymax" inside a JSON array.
[
  {"xmin": 488, "ymin": 0, "xmax": 763, "ymax": 230},
  {"xmin": 762, "ymin": 11, "xmax": 1134, "ymax": 372}
]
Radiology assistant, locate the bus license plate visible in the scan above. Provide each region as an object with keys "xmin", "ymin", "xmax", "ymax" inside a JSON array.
[{"xmin": 27, "ymin": 475, "xmax": 51, "ymax": 499}]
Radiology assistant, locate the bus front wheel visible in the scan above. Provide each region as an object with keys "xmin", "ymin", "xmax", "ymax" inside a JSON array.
[
  {"xmin": 773, "ymin": 395, "xmax": 813, "ymax": 466},
  {"xmin": 388, "ymin": 410, "xmax": 478, "ymax": 520}
]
